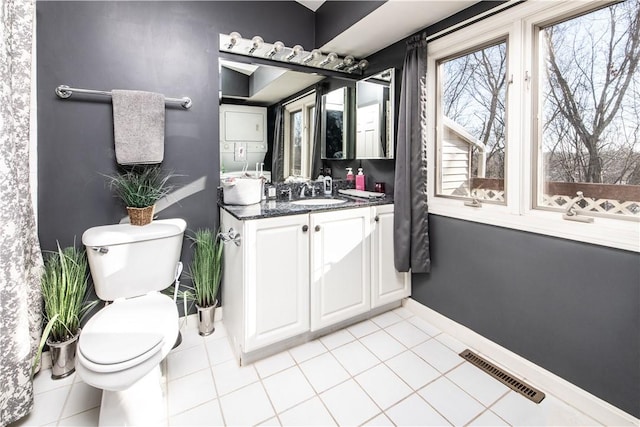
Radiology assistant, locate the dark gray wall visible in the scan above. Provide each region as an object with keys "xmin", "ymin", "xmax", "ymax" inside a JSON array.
[
  {"xmin": 37, "ymin": 1, "xmax": 313, "ymax": 252},
  {"xmin": 37, "ymin": 1, "xmax": 314, "ymax": 314},
  {"xmin": 221, "ymin": 67, "xmax": 250, "ymax": 98},
  {"xmin": 417, "ymin": 215, "xmax": 640, "ymax": 416}
]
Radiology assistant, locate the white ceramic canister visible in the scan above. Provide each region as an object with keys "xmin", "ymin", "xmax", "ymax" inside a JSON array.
[{"xmin": 222, "ymin": 177, "xmax": 263, "ymax": 205}]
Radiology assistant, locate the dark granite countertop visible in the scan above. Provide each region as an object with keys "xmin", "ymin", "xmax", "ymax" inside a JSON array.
[{"xmin": 220, "ymin": 195, "xmax": 394, "ymax": 220}]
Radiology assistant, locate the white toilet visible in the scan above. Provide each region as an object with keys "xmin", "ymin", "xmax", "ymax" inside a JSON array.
[{"xmin": 77, "ymin": 218, "xmax": 186, "ymax": 426}]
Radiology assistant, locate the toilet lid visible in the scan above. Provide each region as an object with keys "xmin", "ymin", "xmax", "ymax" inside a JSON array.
[
  {"xmin": 79, "ymin": 292, "xmax": 178, "ymax": 368},
  {"xmin": 79, "ymin": 333, "xmax": 163, "ymax": 365}
]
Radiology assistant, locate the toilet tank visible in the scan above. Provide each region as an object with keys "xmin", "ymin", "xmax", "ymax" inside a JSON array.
[{"xmin": 82, "ymin": 218, "xmax": 187, "ymax": 301}]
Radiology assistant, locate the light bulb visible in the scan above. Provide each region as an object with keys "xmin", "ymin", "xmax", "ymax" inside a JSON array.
[
  {"xmin": 302, "ymin": 49, "xmax": 321, "ymax": 64},
  {"xmin": 346, "ymin": 59, "xmax": 369, "ymax": 73},
  {"xmin": 334, "ymin": 55, "xmax": 355, "ymax": 70},
  {"xmin": 319, "ymin": 52, "xmax": 338, "ymax": 67},
  {"xmin": 248, "ymin": 36, "xmax": 264, "ymax": 54},
  {"xmin": 286, "ymin": 45, "xmax": 304, "ymax": 61},
  {"xmin": 226, "ymin": 31, "xmax": 242, "ymax": 49},
  {"xmin": 266, "ymin": 41, "xmax": 285, "ymax": 58}
]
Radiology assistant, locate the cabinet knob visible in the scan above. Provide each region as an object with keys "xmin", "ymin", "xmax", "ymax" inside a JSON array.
[
  {"xmin": 302, "ymin": 225, "xmax": 308, "ymax": 232},
  {"xmin": 374, "ymin": 216, "xmax": 379, "ymax": 222},
  {"xmin": 315, "ymin": 225, "xmax": 321, "ymax": 232}
]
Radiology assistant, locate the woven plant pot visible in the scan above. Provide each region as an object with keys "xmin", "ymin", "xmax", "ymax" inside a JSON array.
[{"xmin": 127, "ymin": 205, "xmax": 155, "ymax": 226}]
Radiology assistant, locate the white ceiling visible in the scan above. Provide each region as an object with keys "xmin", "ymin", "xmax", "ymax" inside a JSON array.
[
  {"xmin": 295, "ymin": 0, "xmax": 326, "ymax": 12},
  {"xmin": 296, "ymin": 0, "xmax": 478, "ymax": 58}
]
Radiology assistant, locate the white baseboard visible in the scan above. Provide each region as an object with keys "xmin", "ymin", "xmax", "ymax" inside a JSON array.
[{"xmin": 404, "ymin": 298, "xmax": 639, "ymax": 427}]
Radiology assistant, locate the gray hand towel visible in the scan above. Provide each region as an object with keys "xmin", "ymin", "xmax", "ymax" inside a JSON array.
[{"xmin": 112, "ymin": 89, "xmax": 165, "ymax": 165}]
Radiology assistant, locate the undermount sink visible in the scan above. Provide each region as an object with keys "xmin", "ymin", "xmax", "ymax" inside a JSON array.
[{"xmin": 291, "ymin": 198, "xmax": 347, "ymax": 206}]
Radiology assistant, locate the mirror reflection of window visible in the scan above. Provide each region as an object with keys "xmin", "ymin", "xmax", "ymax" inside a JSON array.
[{"xmin": 284, "ymin": 93, "xmax": 316, "ymax": 179}]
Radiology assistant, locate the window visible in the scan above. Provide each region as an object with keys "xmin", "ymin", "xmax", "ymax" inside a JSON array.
[
  {"xmin": 427, "ymin": 0, "xmax": 639, "ymax": 251},
  {"xmin": 437, "ymin": 40, "xmax": 508, "ymax": 204},
  {"xmin": 536, "ymin": 3, "xmax": 640, "ymax": 218},
  {"xmin": 284, "ymin": 93, "xmax": 315, "ymax": 179}
]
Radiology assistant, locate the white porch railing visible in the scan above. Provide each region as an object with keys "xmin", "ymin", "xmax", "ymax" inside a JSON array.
[
  {"xmin": 540, "ymin": 195, "xmax": 640, "ymax": 217},
  {"xmin": 469, "ymin": 179, "xmax": 640, "ymax": 217}
]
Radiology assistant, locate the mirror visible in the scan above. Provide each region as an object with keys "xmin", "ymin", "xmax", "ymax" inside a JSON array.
[
  {"xmin": 219, "ymin": 54, "xmax": 396, "ymax": 182},
  {"xmin": 356, "ymin": 68, "xmax": 395, "ymax": 159},
  {"xmin": 322, "ymin": 87, "xmax": 355, "ymax": 160}
]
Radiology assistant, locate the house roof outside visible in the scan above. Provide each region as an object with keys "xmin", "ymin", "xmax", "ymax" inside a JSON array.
[{"xmin": 443, "ymin": 116, "xmax": 485, "ymax": 151}]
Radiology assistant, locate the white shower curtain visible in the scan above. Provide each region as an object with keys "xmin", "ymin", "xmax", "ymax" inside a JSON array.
[{"xmin": 0, "ymin": 0, "xmax": 43, "ymax": 425}]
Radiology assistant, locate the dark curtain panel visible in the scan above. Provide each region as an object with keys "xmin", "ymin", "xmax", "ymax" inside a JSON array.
[
  {"xmin": 310, "ymin": 83, "xmax": 326, "ymax": 179},
  {"xmin": 271, "ymin": 104, "xmax": 285, "ymax": 182},
  {"xmin": 393, "ymin": 33, "xmax": 430, "ymax": 273}
]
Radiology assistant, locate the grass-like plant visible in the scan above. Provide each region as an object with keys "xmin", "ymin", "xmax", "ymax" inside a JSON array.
[
  {"xmin": 105, "ymin": 165, "xmax": 175, "ymax": 208},
  {"xmin": 189, "ymin": 229, "xmax": 223, "ymax": 308},
  {"xmin": 33, "ymin": 244, "xmax": 97, "ymax": 375},
  {"xmin": 41, "ymin": 244, "xmax": 96, "ymax": 343}
]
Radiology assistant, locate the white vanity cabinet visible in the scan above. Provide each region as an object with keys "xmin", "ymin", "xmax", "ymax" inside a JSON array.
[
  {"xmin": 310, "ymin": 207, "xmax": 371, "ymax": 331},
  {"xmin": 371, "ymin": 204, "xmax": 411, "ymax": 308},
  {"xmin": 221, "ymin": 211, "xmax": 310, "ymax": 354},
  {"xmin": 220, "ymin": 203, "xmax": 409, "ymax": 363}
]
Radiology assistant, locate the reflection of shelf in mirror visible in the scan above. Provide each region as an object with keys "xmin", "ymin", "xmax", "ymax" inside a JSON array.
[{"xmin": 220, "ymin": 58, "xmax": 324, "ymax": 105}]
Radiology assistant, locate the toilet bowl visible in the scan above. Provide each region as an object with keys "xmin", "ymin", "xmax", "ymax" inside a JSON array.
[
  {"xmin": 76, "ymin": 292, "xmax": 178, "ymax": 390},
  {"xmin": 77, "ymin": 218, "xmax": 186, "ymax": 426}
]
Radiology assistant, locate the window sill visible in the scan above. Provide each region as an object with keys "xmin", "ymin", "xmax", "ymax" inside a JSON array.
[{"xmin": 428, "ymin": 199, "xmax": 640, "ymax": 253}]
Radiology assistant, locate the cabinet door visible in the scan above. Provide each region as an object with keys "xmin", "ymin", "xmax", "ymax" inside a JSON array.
[
  {"xmin": 371, "ymin": 205, "xmax": 411, "ymax": 308},
  {"xmin": 310, "ymin": 207, "xmax": 371, "ymax": 331},
  {"xmin": 244, "ymin": 214, "xmax": 310, "ymax": 351}
]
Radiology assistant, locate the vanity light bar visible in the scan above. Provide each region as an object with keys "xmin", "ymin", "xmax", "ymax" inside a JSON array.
[{"xmin": 219, "ymin": 33, "xmax": 368, "ymax": 75}]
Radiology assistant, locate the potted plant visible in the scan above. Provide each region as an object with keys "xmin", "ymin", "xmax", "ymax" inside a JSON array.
[
  {"xmin": 189, "ymin": 229, "xmax": 223, "ymax": 336},
  {"xmin": 35, "ymin": 244, "xmax": 97, "ymax": 379},
  {"xmin": 105, "ymin": 165, "xmax": 175, "ymax": 226}
]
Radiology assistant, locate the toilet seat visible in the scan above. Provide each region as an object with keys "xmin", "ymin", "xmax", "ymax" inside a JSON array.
[
  {"xmin": 78, "ymin": 333, "xmax": 164, "ymax": 373},
  {"xmin": 77, "ymin": 292, "xmax": 178, "ymax": 383}
]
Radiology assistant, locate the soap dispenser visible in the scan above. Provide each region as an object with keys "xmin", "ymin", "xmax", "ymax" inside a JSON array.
[
  {"xmin": 355, "ymin": 167, "xmax": 365, "ymax": 191},
  {"xmin": 323, "ymin": 176, "xmax": 333, "ymax": 196},
  {"xmin": 346, "ymin": 167, "xmax": 354, "ymax": 182}
]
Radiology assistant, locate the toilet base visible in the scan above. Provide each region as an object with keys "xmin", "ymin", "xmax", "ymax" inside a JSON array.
[{"xmin": 98, "ymin": 364, "xmax": 166, "ymax": 426}]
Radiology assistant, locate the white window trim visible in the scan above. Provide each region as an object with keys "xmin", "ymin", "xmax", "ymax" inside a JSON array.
[
  {"xmin": 427, "ymin": 0, "xmax": 640, "ymax": 252},
  {"xmin": 284, "ymin": 93, "xmax": 315, "ymax": 179}
]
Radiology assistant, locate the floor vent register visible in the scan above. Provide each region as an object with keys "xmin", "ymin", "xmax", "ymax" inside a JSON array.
[{"xmin": 459, "ymin": 349, "xmax": 546, "ymax": 404}]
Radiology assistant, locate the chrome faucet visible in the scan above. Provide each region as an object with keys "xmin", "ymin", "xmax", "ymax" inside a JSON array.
[
  {"xmin": 299, "ymin": 182, "xmax": 316, "ymax": 198},
  {"xmin": 562, "ymin": 191, "xmax": 594, "ymax": 223}
]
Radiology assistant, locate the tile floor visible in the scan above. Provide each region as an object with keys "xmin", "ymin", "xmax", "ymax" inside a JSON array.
[{"xmin": 15, "ymin": 307, "xmax": 605, "ymax": 426}]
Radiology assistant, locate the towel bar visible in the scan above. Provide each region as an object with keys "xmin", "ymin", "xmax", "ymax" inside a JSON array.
[{"xmin": 55, "ymin": 85, "xmax": 192, "ymax": 109}]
